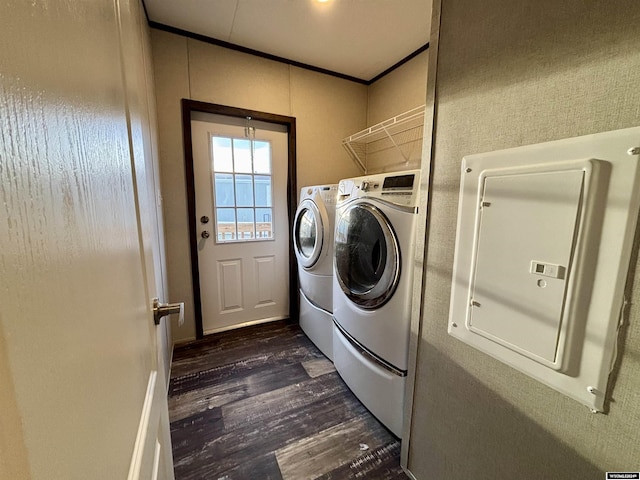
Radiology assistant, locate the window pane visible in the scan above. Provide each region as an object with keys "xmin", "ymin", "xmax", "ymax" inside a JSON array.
[
  {"xmin": 256, "ymin": 208, "xmax": 273, "ymax": 239},
  {"xmin": 237, "ymin": 208, "xmax": 255, "ymax": 223},
  {"xmin": 254, "ymin": 175, "xmax": 272, "ymax": 207},
  {"xmin": 237, "ymin": 208, "xmax": 255, "ymax": 239},
  {"xmin": 210, "ymin": 136, "xmax": 274, "ymax": 243},
  {"xmin": 216, "ymin": 208, "xmax": 236, "ymax": 241},
  {"xmin": 212, "ymin": 137, "xmax": 233, "ymax": 172},
  {"xmin": 233, "ymin": 139, "xmax": 252, "ymax": 173},
  {"xmin": 235, "ymin": 174, "xmax": 254, "ymax": 207},
  {"xmin": 214, "ymin": 173, "xmax": 235, "ymax": 207},
  {"xmin": 253, "ymin": 141, "xmax": 271, "ymax": 174}
]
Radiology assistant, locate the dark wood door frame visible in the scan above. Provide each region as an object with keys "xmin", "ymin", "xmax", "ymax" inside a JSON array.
[{"xmin": 181, "ymin": 99, "xmax": 298, "ymax": 339}]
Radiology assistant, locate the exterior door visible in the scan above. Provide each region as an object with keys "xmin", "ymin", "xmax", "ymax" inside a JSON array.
[
  {"xmin": 0, "ymin": 0, "xmax": 173, "ymax": 479},
  {"xmin": 191, "ymin": 113, "xmax": 290, "ymax": 334}
]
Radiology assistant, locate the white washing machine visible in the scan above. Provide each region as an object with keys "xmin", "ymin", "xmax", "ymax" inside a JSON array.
[
  {"xmin": 332, "ymin": 170, "xmax": 420, "ymax": 437},
  {"xmin": 293, "ymin": 184, "xmax": 338, "ymax": 359}
]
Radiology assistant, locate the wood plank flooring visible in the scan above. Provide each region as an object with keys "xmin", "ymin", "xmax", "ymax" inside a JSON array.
[{"xmin": 168, "ymin": 320, "xmax": 408, "ymax": 479}]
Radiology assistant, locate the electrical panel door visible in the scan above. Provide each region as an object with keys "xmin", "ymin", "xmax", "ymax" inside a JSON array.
[
  {"xmin": 448, "ymin": 126, "xmax": 640, "ymax": 412},
  {"xmin": 469, "ymin": 169, "xmax": 585, "ymax": 369}
]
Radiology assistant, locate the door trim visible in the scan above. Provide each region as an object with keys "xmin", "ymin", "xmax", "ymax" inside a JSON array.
[{"xmin": 181, "ymin": 99, "xmax": 297, "ymax": 339}]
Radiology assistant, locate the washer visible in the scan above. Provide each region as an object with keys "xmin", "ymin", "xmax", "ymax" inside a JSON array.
[
  {"xmin": 332, "ymin": 170, "xmax": 420, "ymax": 437},
  {"xmin": 293, "ymin": 184, "xmax": 338, "ymax": 359}
]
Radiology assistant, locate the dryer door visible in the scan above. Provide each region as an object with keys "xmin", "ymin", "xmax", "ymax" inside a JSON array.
[
  {"xmin": 334, "ymin": 202, "xmax": 400, "ymax": 309},
  {"xmin": 294, "ymin": 199, "xmax": 324, "ymax": 269}
]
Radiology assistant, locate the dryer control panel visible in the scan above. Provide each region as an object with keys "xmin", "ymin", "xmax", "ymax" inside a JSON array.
[{"xmin": 338, "ymin": 170, "xmax": 420, "ymax": 208}]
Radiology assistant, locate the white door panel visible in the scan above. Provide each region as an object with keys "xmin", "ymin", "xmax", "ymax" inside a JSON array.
[
  {"xmin": 191, "ymin": 114, "xmax": 290, "ymax": 333},
  {"xmin": 219, "ymin": 259, "xmax": 244, "ymax": 312},
  {"xmin": 0, "ymin": 0, "xmax": 173, "ymax": 479},
  {"xmin": 255, "ymin": 255, "xmax": 277, "ymax": 306}
]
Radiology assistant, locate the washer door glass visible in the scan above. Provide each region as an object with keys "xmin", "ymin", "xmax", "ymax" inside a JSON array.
[
  {"xmin": 334, "ymin": 203, "xmax": 400, "ymax": 309},
  {"xmin": 294, "ymin": 200, "xmax": 323, "ymax": 268}
]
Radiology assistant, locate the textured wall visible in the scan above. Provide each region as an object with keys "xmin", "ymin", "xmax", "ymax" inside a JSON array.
[
  {"xmin": 365, "ymin": 52, "xmax": 429, "ymax": 174},
  {"xmin": 150, "ymin": 29, "xmax": 366, "ymax": 342},
  {"xmin": 408, "ymin": 0, "xmax": 640, "ymax": 478},
  {"xmin": 290, "ymin": 66, "xmax": 368, "ymax": 187}
]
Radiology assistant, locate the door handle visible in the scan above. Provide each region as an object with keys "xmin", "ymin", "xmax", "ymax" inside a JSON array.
[
  {"xmin": 201, "ymin": 230, "xmax": 210, "ymax": 239},
  {"xmin": 153, "ymin": 298, "xmax": 184, "ymax": 326}
]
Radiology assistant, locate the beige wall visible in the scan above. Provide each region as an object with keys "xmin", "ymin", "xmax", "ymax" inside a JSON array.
[
  {"xmin": 151, "ymin": 29, "xmax": 367, "ymax": 341},
  {"xmin": 363, "ymin": 51, "xmax": 429, "ymax": 174},
  {"xmin": 408, "ymin": 0, "xmax": 640, "ymax": 478},
  {"xmin": 367, "ymin": 50, "xmax": 428, "ymax": 126},
  {"xmin": 291, "ymin": 66, "xmax": 370, "ymax": 187}
]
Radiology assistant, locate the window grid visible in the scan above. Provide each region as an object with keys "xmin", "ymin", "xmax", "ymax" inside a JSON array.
[{"xmin": 211, "ymin": 136, "xmax": 273, "ymax": 243}]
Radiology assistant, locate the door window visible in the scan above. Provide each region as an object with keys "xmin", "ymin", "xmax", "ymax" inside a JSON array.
[{"xmin": 211, "ymin": 137, "xmax": 273, "ymax": 242}]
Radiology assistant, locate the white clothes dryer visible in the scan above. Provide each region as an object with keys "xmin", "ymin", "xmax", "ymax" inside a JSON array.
[
  {"xmin": 293, "ymin": 184, "xmax": 338, "ymax": 359},
  {"xmin": 332, "ymin": 170, "xmax": 420, "ymax": 437}
]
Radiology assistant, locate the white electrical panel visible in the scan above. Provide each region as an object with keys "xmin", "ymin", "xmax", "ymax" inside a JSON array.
[{"xmin": 448, "ymin": 127, "xmax": 640, "ymax": 412}]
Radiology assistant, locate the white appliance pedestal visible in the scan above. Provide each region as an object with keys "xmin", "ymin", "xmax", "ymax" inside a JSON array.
[
  {"xmin": 300, "ymin": 290, "xmax": 333, "ymax": 360},
  {"xmin": 333, "ymin": 324, "xmax": 405, "ymax": 437}
]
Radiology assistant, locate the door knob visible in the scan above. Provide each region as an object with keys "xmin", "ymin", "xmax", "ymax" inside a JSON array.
[
  {"xmin": 153, "ymin": 298, "xmax": 184, "ymax": 326},
  {"xmin": 201, "ymin": 230, "xmax": 210, "ymax": 239}
]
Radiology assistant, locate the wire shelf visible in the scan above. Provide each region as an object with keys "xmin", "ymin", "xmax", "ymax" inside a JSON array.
[{"xmin": 342, "ymin": 105, "xmax": 426, "ymax": 173}]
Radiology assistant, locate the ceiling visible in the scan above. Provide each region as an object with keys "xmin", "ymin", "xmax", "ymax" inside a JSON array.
[{"xmin": 143, "ymin": 0, "xmax": 431, "ymax": 83}]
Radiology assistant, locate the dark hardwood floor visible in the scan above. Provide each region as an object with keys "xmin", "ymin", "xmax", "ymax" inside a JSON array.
[{"xmin": 168, "ymin": 320, "xmax": 408, "ymax": 479}]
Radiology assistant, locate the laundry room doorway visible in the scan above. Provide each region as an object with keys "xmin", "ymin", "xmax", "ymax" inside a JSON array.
[{"xmin": 182, "ymin": 101, "xmax": 297, "ymax": 337}]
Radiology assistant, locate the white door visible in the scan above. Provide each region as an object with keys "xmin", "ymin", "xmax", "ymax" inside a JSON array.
[
  {"xmin": 0, "ymin": 0, "xmax": 173, "ymax": 479},
  {"xmin": 119, "ymin": 0, "xmax": 175, "ymax": 478},
  {"xmin": 191, "ymin": 113, "xmax": 290, "ymax": 334}
]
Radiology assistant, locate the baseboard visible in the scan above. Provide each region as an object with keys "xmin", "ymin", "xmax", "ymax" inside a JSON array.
[
  {"xmin": 203, "ymin": 315, "xmax": 288, "ymax": 335},
  {"xmin": 166, "ymin": 345, "xmax": 174, "ymax": 395},
  {"xmin": 403, "ymin": 467, "xmax": 417, "ymax": 480},
  {"xmin": 171, "ymin": 316, "xmax": 290, "ymax": 349}
]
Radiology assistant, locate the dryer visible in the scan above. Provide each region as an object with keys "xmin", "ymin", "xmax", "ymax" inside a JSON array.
[
  {"xmin": 293, "ymin": 184, "xmax": 338, "ymax": 359},
  {"xmin": 332, "ymin": 170, "xmax": 420, "ymax": 437}
]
